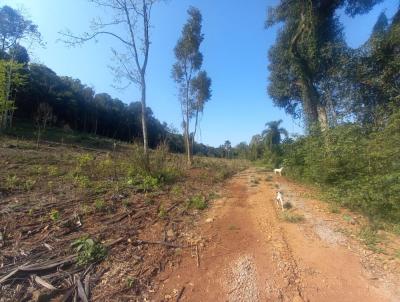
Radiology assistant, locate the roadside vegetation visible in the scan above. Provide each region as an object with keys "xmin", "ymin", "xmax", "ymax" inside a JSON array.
[{"xmin": 231, "ymin": 4, "xmax": 400, "ymax": 230}]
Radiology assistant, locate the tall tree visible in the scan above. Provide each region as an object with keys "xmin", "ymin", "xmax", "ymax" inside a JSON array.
[
  {"xmin": 60, "ymin": 0, "xmax": 160, "ymax": 157},
  {"xmin": 190, "ymin": 70, "xmax": 212, "ymax": 153},
  {"xmin": 172, "ymin": 7, "xmax": 211, "ymax": 166},
  {"xmin": 0, "ymin": 5, "xmax": 41, "ymax": 129},
  {"xmin": 262, "ymin": 120, "xmax": 288, "ymax": 150},
  {"xmin": 266, "ymin": 0, "xmax": 382, "ymax": 131}
]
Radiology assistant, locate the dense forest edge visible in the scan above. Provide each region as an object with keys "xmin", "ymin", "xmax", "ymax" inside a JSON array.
[{"xmin": 236, "ymin": 2, "xmax": 400, "ymax": 229}]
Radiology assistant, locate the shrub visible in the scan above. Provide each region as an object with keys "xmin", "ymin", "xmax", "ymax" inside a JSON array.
[
  {"xmin": 94, "ymin": 199, "xmax": 107, "ymax": 212},
  {"xmin": 71, "ymin": 236, "xmax": 107, "ymax": 265},
  {"xmin": 280, "ymin": 109, "xmax": 400, "ymax": 225},
  {"xmin": 187, "ymin": 194, "xmax": 207, "ymax": 210},
  {"xmin": 280, "ymin": 211, "xmax": 304, "ymax": 223},
  {"xmin": 49, "ymin": 209, "xmax": 60, "ymax": 221}
]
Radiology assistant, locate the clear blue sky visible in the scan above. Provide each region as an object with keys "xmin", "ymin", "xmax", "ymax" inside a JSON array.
[{"xmin": 5, "ymin": 0, "xmax": 398, "ymax": 147}]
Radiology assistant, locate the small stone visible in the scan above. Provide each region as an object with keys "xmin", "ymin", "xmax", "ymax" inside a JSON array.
[{"xmin": 205, "ymin": 218, "xmax": 213, "ymax": 223}]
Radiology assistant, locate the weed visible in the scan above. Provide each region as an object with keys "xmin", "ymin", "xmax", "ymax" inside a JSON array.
[
  {"xmin": 392, "ymin": 224, "xmax": 400, "ymax": 236},
  {"xmin": 76, "ymin": 153, "xmax": 94, "ymax": 168},
  {"xmin": 80, "ymin": 204, "xmax": 91, "ymax": 215},
  {"xmin": 329, "ymin": 203, "xmax": 340, "ymax": 214},
  {"xmin": 126, "ymin": 277, "xmax": 137, "ymax": 288},
  {"xmin": 208, "ymin": 192, "xmax": 220, "ymax": 200},
  {"xmin": 94, "ymin": 199, "xmax": 106, "ymax": 212},
  {"xmin": 158, "ymin": 205, "xmax": 167, "ymax": 219},
  {"xmin": 359, "ymin": 226, "xmax": 382, "ymax": 252},
  {"xmin": 74, "ymin": 175, "xmax": 90, "ymax": 188},
  {"xmin": 24, "ymin": 178, "xmax": 36, "ymax": 191},
  {"xmin": 281, "ymin": 211, "xmax": 304, "ymax": 223},
  {"xmin": 138, "ymin": 175, "xmax": 160, "ymax": 192},
  {"xmin": 171, "ymin": 185, "xmax": 183, "ymax": 196},
  {"xmin": 47, "ymin": 165, "xmax": 59, "ymax": 176},
  {"xmin": 5, "ymin": 175, "xmax": 19, "ymax": 190},
  {"xmin": 342, "ymin": 214, "xmax": 353, "ymax": 223},
  {"xmin": 49, "ymin": 209, "xmax": 60, "ymax": 221},
  {"xmin": 71, "ymin": 236, "xmax": 107, "ymax": 265},
  {"xmin": 187, "ymin": 194, "xmax": 207, "ymax": 210}
]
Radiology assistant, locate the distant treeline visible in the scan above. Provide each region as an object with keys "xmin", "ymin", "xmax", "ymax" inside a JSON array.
[{"xmin": 2, "ymin": 47, "xmax": 225, "ymax": 156}]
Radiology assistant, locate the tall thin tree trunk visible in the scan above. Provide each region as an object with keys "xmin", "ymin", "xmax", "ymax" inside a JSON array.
[
  {"xmin": 185, "ymin": 104, "xmax": 191, "ymax": 167},
  {"xmin": 140, "ymin": 75, "xmax": 149, "ymax": 158},
  {"xmin": 191, "ymin": 109, "xmax": 199, "ymax": 158}
]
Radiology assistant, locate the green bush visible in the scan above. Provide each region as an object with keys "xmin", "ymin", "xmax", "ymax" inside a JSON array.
[
  {"xmin": 187, "ymin": 194, "xmax": 207, "ymax": 210},
  {"xmin": 71, "ymin": 236, "xmax": 107, "ymax": 265},
  {"xmin": 281, "ymin": 109, "xmax": 400, "ymax": 224}
]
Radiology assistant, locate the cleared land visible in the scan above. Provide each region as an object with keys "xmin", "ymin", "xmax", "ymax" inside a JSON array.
[
  {"xmin": 1, "ymin": 138, "xmax": 400, "ymax": 301},
  {"xmin": 0, "ymin": 137, "xmax": 246, "ymax": 301}
]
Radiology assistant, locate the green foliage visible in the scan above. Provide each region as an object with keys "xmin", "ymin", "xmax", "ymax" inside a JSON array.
[
  {"xmin": 5, "ymin": 175, "xmax": 19, "ymax": 190},
  {"xmin": 71, "ymin": 236, "xmax": 107, "ymax": 265},
  {"xmin": 280, "ymin": 211, "xmax": 304, "ymax": 223},
  {"xmin": 158, "ymin": 205, "xmax": 167, "ymax": 219},
  {"xmin": 187, "ymin": 194, "xmax": 207, "ymax": 210},
  {"xmin": 359, "ymin": 226, "xmax": 383, "ymax": 252},
  {"xmin": 74, "ymin": 175, "xmax": 90, "ymax": 188},
  {"xmin": 281, "ymin": 109, "xmax": 400, "ymax": 224},
  {"xmin": 139, "ymin": 175, "xmax": 160, "ymax": 192},
  {"xmin": 49, "ymin": 209, "xmax": 60, "ymax": 221},
  {"xmin": 172, "ymin": 6, "xmax": 212, "ymax": 164},
  {"xmin": 0, "ymin": 59, "xmax": 27, "ymax": 129},
  {"xmin": 24, "ymin": 178, "xmax": 36, "ymax": 191},
  {"xmin": 94, "ymin": 199, "xmax": 106, "ymax": 212}
]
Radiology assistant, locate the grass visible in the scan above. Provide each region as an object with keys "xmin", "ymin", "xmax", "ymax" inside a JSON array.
[
  {"xmin": 49, "ymin": 209, "xmax": 60, "ymax": 222},
  {"xmin": 187, "ymin": 194, "xmax": 207, "ymax": 210},
  {"xmin": 280, "ymin": 211, "xmax": 305, "ymax": 223},
  {"xmin": 329, "ymin": 203, "xmax": 341, "ymax": 214},
  {"xmin": 358, "ymin": 226, "xmax": 384, "ymax": 252}
]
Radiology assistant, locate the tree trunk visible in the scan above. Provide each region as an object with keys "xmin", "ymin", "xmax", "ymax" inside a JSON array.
[
  {"xmin": 317, "ymin": 104, "xmax": 329, "ymax": 132},
  {"xmin": 140, "ymin": 75, "xmax": 149, "ymax": 158},
  {"xmin": 300, "ymin": 78, "xmax": 319, "ymax": 131},
  {"xmin": 185, "ymin": 108, "xmax": 191, "ymax": 167}
]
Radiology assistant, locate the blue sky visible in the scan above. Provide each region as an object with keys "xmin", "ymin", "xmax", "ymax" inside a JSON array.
[{"xmin": 5, "ymin": 0, "xmax": 398, "ymax": 147}]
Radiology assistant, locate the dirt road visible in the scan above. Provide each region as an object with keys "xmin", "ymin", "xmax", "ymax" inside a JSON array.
[{"xmin": 153, "ymin": 168, "xmax": 400, "ymax": 301}]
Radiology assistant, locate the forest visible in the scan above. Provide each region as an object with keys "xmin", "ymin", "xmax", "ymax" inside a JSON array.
[{"xmin": 0, "ymin": 1, "xmax": 400, "ymax": 301}]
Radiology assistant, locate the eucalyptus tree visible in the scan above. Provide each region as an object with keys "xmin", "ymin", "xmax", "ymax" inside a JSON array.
[
  {"xmin": 223, "ymin": 140, "xmax": 232, "ymax": 158},
  {"xmin": 266, "ymin": 0, "xmax": 382, "ymax": 131},
  {"xmin": 172, "ymin": 7, "xmax": 211, "ymax": 166},
  {"xmin": 60, "ymin": 0, "xmax": 160, "ymax": 157}
]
